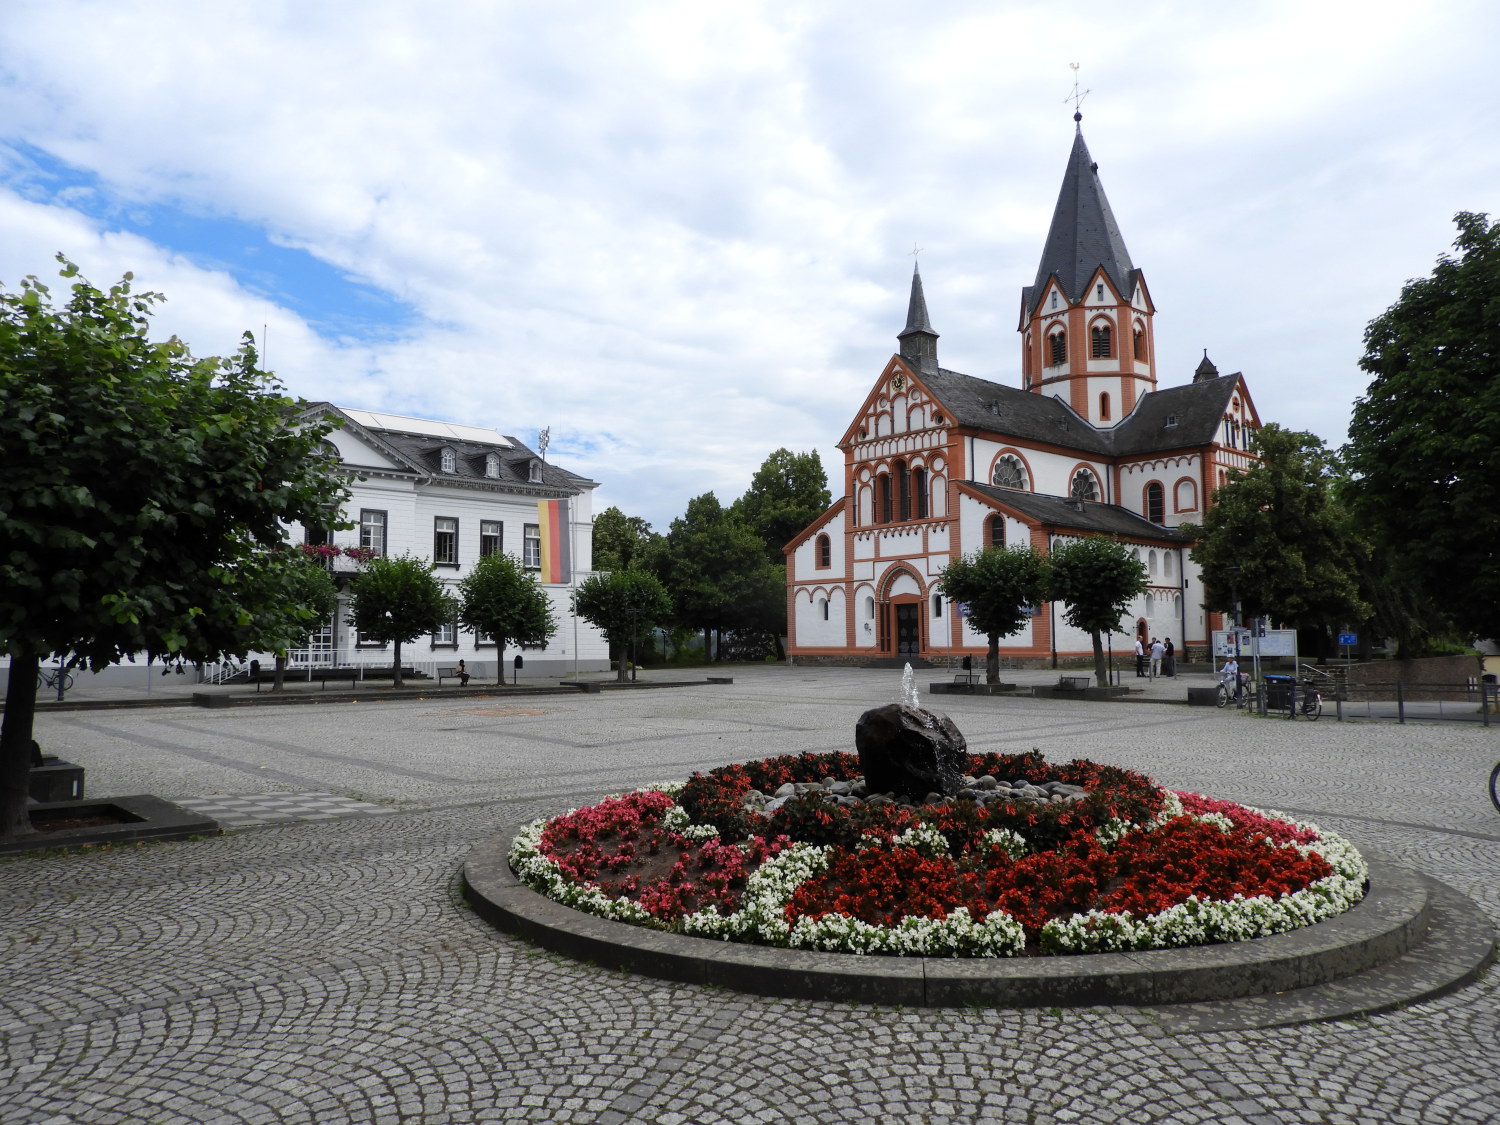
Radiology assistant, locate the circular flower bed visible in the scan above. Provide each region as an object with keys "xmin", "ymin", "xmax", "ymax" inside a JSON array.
[{"xmin": 509, "ymin": 751, "xmax": 1368, "ymax": 957}]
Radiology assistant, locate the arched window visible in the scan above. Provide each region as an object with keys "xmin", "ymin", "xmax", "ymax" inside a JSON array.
[
  {"xmin": 820, "ymin": 597, "xmax": 829, "ymax": 621},
  {"xmin": 992, "ymin": 455, "xmax": 1028, "ymax": 490},
  {"xmin": 1148, "ymin": 550, "xmax": 1158, "ymax": 577},
  {"xmin": 1070, "ymin": 470, "xmax": 1099, "ymax": 502},
  {"xmin": 895, "ymin": 459, "xmax": 911, "ymax": 521},
  {"xmin": 1091, "ymin": 324, "xmax": 1112, "ymax": 358},
  {"xmin": 1145, "ymin": 482, "xmax": 1164, "ymax": 523},
  {"xmin": 988, "ymin": 515, "xmax": 1005, "ymax": 548},
  {"xmin": 913, "ymin": 466, "xmax": 929, "ymax": 519},
  {"xmin": 1133, "ymin": 325, "xmax": 1146, "ymax": 361},
  {"xmin": 878, "ymin": 474, "xmax": 893, "ymax": 524},
  {"xmin": 1099, "ymin": 392, "xmax": 1111, "ymax": 421},
  {"xmin": 816, "ymin": 534, "xmax": 831, "ymax": 568},
  {"xmin": 439, "ymin": 447, "xmax": 457, "ymax": 473},
  {"xmin": 1175, "ymin": 478, "xmax": 1198, "ymax": 512},
  {"xmin": 485, "ymin": 452, "xmax": 501, "ymax": 478},
  {"xmin": 1049, "ymin": 331, "xmax": 1067, "ymax": 366},
  {"xmin": 933, "ymin": 594, "xmax": 943, "ymax": 618}
]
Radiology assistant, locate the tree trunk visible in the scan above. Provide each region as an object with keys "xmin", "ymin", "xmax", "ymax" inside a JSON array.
[
  {"xmin": 497, "ymin": 641, "xmax": 507, "ymax": 686},
  {"xmin": 1091, "ymin": 631, "xmax": 1109, "ymax": 687},
  {"xmin": 272, "ymin": 653, "xmax": 287, "ymax": 693},
  {"xmin": 392, "ymin": 639, "xmax": 403, "ymax": 688},
  {"xmin": 0, "ymin": 652, "xmax": 41, "ymax": 838},
  {"xmin": 985, "ymin": 635, "xmax": 1000, "ymax": 685}
]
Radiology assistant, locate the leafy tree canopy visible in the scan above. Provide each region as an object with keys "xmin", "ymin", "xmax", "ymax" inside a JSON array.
[
  {"xmin": 1046, "ymin": 537, "xmax": 1147, "ymax": 686},
  {"xmin": 0, "ymin": 258, "xmax": 349, "ymax": 835},
  {"xmin": 937, "ymin": 546, "xmax": 1048, "ymax": 683},
  {"xmin": 1344, "ymin": 211, "xmax": 1500, "ymax": 641},
  {"xmin": 1186, "ymin": 425, "xmax": 1367, "ymax": 635},
  {"xmin": 457, "ymin": 552, "xmax": 556, "ymax": 683},
  {"xmin": 731, "ymin": 448, "xmax": 831, "ymax": 565},
  {"xmin": 345, "ymin": 554, "xmax": 457, "ymax": 687},
  {"xmin": 658, "ymin": 493, "xmax": 771, "ymax": 647},
  {"xmin": 572, "ymin": 569, "xmax": 673, "ymax": 681},
  {"xmin": 591, "ymin": 506, "xmax": 658, "ymax": 573}
]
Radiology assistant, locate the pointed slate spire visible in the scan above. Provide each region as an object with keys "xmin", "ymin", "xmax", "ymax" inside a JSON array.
[
  {"xmin": 1027, "ymin": 114, "xmax": 1136, "ymax": 314},
  {"xmin": 897, "ymin": 262, "xmax": 940, "ymax": 374},
  {"xmin": 1193, "ymin": 350, "xmax": 1219, "ymax": 382}
]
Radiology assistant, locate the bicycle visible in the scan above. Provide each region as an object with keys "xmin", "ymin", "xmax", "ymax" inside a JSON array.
[
  {"xmin": 1489, "ymin": 761, "xmax": 1500, "ymax": 814},
  {"xmin": 37, "ymin": 664, "xmax": 75, "ymax": 700},
  {"xmin": 1294, "ymin": 680, "xmax": 1322, "ymax": 721},
  {"xmin": 1216, "ymin": 674, "xmax": 1250, "ymax": 709}
]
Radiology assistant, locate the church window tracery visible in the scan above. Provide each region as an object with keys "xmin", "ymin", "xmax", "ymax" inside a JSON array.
[
  {"xmin": 992, "ymin": 455, "xmax": 1028, "ymax": 490},
  {"xmin": 1049, "ymin": 330, "xmax": 1066, "ymax": 365},
  {"xmin": 1091, "ymin": 323, "xmax": 1112, "ymax": 358},
  {"xmin": 1071, "ymin": 469, "xmax": 1100, "ymax": 502}
]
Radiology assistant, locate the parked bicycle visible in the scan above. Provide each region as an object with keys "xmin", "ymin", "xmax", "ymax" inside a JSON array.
[
  {"xmin": 37, "ymin": 664, "xmax": 75, "ymax": 701},
  {"xmin": 1293, "ymin": 679, "xmax": 1322, "ymax": 721},
  {"xmin": 1489, "ymin": 760, "xmax": 1500, "ymax": 814}
]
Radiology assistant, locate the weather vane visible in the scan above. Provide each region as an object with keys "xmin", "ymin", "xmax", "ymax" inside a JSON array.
[{"xmin": 1065, "ymin": 62, "xmax": 1090, "ymax": 116}]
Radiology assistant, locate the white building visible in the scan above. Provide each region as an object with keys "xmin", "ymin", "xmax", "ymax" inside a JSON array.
[
  {"xmin": 785, "ymin": 117, "xmax": 1264, "ymax": 667},
  {"xmin": 283, "ymin": 404, "xmax": 609, "ymax": 679}
]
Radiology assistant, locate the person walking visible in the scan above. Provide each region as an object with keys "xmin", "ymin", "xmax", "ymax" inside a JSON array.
[
  {"xmin": 1163, "ymin": 637, "xmax": 1176, "ymax": 678},
  {"xmin": 1149, "ymin": 637, "xmax": 1164, "ymax": 679}
]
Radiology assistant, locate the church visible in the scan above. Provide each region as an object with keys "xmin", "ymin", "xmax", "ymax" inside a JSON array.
[{"xmin": 785, "ymin": 115, "xmax": 1262, "ymax": 667}]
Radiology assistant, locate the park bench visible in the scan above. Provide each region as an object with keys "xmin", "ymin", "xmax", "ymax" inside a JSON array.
[
  {"xmin": 1056, "ymin": 675, "xmax": 1092, "ymax": 691},
  {"xmin": 436, "ymin": 665, "xmax": 471, "ymax": 687}
]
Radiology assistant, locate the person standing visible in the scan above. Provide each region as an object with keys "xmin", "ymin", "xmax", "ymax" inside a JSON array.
[
  {"xmin": 1149, "ymin": 637, "xmax": 1164, "ymax": 679},
  {"xmin": 1134, "ymin": 636, "xmax": 1146, "ymax": 678},
  {"xmin": 1163, "ymin": 637, "xmax": 1176, "ymax": 678}
]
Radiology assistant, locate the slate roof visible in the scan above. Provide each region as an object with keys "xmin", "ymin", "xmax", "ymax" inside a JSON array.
[
  {"xmin": 917, "ymin": 368, "xmax": 1240, "ymax": 460},
  {"xmin": 1021, "ymin": 123, "xmax": 1139, "ymax": 316},
  {"xmin": 966, "ymin": 482, "xmax": 1189, "ymax": 542}
]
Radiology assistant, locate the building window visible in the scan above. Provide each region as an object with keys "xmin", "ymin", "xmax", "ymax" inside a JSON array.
[
  {"xmin": 523, "ymin": 523, "xmax": 541, "ymax": 568},
  {"xmin": 913, "ymin": 466, "xmax": 928, "ymax": 519},
  {"xmin": 988, "ymin": 515, "xmax": 1005, "ymax": 548},
  {"xmin": 816, "ymin": 534, "xmax": 831, "ymax": 568},
  {"xmin": 480, "ymin": 520, "xmax": 502, "ymax": 557},
  {"xmin": 1165, "ymin": 414, "xmax": 1179, "ymax": 428},
  {"xmin": 820, "ymin": 597, "xmax": 829, "ymax": 621},
  {"xmin": 1050, "ymin": 292, "xmax": 1058, "ymax": 310},
  {"xmin": 529, "ymin": 460, "xmax": 543, "ymax": 484},
  {"xmin": 933, "ymin": 594, "xmax": 943, "ymax": 617},
  {"xmin": 1091, "ymin": 324, "xmax": 1112, "ymax": 358},
  {"xmin": 1071, "ymin": 470, "xmax": 1099, "ymax": 502},
  {"xmin": 879, "ymin": 474, "xmax": 893, "ymax": 524},
  {"xmin": 1096, "ymin": 283, "xmax": 1105, "ymax": 301},
  {"xmin": 434, "ymin": 517, "xmax": 458, "ymax": 566},
  {"xmin": 360, "ymin": 510, "xmax": 387, "ymax": 556},
  {"xmin": 1146, "ymin": 482, "xmax": 1165, "ymax": 524},
  {"xmin": 440, "ymin": 447, "xmax": 457, "ymax": 473},
  {"xmin": 432, "ymin": 620, "xmax": 457, "ymax": 647},
  {"xmin": 485, "ymin": 452, "xmax": 501, "ymax": 478},
  {"xmin": 1133, "ymin": 326, "xmax": 1146, "ymax": 360},
  {"xmin": 1049, "ymin": 331, "xmax": 1066, "ymax": 366},
  {"xmin": 1099, "ymin": 392, "xmax": 1111, "ymax": 421},
  {"xmin": 896, "ymin": 460, "xmax": 911, "ymax": 522},
  {"xmin": 992, "ymin": 455, "xmax": 1027, "ymax": 490}
]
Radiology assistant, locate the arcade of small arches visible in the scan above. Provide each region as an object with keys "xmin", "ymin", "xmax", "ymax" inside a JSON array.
[{"xmin": 853, "ymin": 456, "xmax": 948, "ymax": 527}]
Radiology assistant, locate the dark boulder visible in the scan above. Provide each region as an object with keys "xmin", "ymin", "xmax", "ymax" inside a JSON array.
[{"xmin": 855, "ymin": 703, "xmax": 967, "ymax": 799}]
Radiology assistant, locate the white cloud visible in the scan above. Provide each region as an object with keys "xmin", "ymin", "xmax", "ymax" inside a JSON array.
[{"xmin": 2, "ymin": 0, "xmax": 1498, "ymax": 529}]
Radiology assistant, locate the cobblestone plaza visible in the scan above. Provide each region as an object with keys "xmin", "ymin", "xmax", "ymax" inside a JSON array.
[{"xmin": 3, "ymin": 667, "xmax": 1497, "ymax": 1124}]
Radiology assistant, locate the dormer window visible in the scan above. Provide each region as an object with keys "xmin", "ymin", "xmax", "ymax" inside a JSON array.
[
  {"xmin": 485, "ymin": 452, "xmax": 501, "ymax": 478},
  {"xmin": 439, "ymin": 447, "xmax": 457, "ymax": 473},
  {"xmin": 1164, "ymin": 414, "xmax": 1178, "ymax": 428},
  {"xmin": 528, "ymin": 459, "xmax": 543, "ymax": 484}
]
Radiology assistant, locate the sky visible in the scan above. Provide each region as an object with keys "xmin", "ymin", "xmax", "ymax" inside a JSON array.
[{"xmin": 3, "ymin": 1, "xmax": 1498, "ymax": 532}]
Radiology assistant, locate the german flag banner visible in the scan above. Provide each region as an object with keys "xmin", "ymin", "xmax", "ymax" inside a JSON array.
[{"xmin": 537, "ymin": 498, "xmax": 572, "ymax": 584}]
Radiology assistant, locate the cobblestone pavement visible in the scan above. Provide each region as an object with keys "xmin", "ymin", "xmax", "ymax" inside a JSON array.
[{"xmin": 3, "ymin": 666, "xmax": 1497, "ymax": 1124}]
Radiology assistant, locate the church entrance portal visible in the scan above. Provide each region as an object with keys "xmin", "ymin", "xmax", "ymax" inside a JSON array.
[{"xmin": 895, "ymin": 603, "xmax": 920, "ymax": 658}]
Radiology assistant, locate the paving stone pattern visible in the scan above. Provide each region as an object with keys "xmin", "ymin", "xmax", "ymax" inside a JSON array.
[{"xmin": 2, "ymin": 666, "xmax": 1498, "ymax": 1124}]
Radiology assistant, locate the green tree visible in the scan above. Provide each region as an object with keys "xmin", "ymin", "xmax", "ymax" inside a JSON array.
[
  {"xmin": 657, "ymin": 493, "xmax": 771, "ymax": 660},
  {"xmin": 573, "ymin": 569, "xmax": 673, "ymax": 681},
  {"xmin": 731, "ymin": 448, "xmax": 832, "ymax": 565},
  {"xmin": 266, "ymin": 550, "xmax": 341, "ymax": 692},
  {"xmin": 937, "ymin": 547, "xmax": 1049, "ymax": 684},
  {"xmin": 1344, "ymin": 211, "xmax": 1500, "ymax": 641},
  {"xmin": 1185, "ymin": 425, "xmax": 1368, "ymax": 653},
  {"xmin": 1046, "ymin": 537, "xmax": 1148, "ymax": 687},
  {"xmin": 591, "ymin": 506, "xmax": 658, "ymax": 573},
  {"xmin": 345, "ymin": 555, "xmax": 457, "ymax": 688},
  {"xmin": 0, "ymin": 258, "xmax": 349, "ymax": 837},
  {"xmin": 457, "ymin": 552, "xmax": 556, "ymax": 684}
]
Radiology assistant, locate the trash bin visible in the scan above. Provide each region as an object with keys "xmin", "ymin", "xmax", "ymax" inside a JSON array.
[{"xmin": 1262, "ymin": 674, "xmax": 1294, "ymax": 710}]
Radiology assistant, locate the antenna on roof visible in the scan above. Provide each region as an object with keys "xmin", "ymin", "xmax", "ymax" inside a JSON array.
[
  {"xmin": 537, "ymin": 426, "xmax": 550, "ymax": 463},
  {"xmin": 1065, "ymin": 63, "xmax": 1089, "ymax": 123}
]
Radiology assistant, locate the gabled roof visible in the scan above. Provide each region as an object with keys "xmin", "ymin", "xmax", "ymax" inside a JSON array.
[
  {"xmin": 913, "ymin": 368, "xmax": 1247, "ymax": 460},
  {"xmin": 964, "ymin": 482, "xmax": 1188, "ymax": 542},
  {"xmin": 1022, "ymin": 121, "xmax": 1139, "ymax": 317}
]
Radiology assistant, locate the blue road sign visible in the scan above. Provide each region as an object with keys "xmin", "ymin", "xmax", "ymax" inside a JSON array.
[{"xmin": 1338, "ymin": 633, "xmax": 1358, "ymax": 646}]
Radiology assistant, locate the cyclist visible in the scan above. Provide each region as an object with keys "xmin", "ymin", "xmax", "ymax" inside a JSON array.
[{"xmin": 1220, "ymin": 656, "xmax": 1244, "ymax": 706}]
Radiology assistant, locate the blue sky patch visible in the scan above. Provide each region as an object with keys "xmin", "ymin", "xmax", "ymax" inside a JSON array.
[{"xmin": 2, "ymin": 142, "xmax": 419, "ymax": 341}]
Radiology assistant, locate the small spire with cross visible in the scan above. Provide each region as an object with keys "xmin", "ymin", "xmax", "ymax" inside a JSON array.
[{"xmin": 1065, "ymin": 62, "xmax": 1089, "ymax": 123}]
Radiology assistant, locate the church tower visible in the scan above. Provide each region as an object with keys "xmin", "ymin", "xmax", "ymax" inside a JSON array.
[
  {"xmin": 897, "ymin": 262, "xmax": 940, "ymax": 374},
  {"xmin": 1019, "ymin": 113, "xmax": 1157, "ymax": 426}
]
